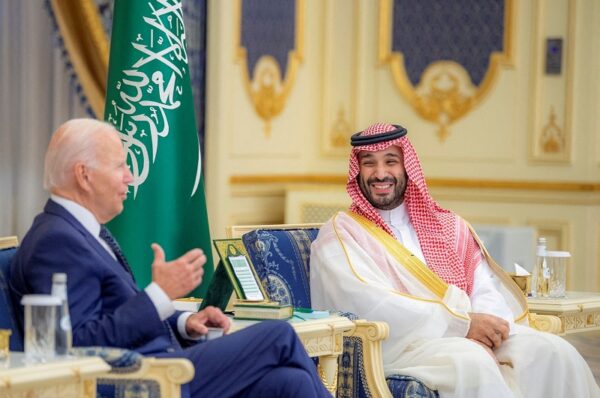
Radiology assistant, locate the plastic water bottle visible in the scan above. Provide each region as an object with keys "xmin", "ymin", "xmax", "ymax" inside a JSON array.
[
  {"xmin": 533, "ymin": 237, "xmax": 549, "ymax": 298},
  {"xmin": 51, "ymin": 273, "xmax": 72, "ymax": 356}
]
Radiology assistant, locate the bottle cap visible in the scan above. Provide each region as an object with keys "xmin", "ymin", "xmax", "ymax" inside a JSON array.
[
  {"xmin": 21, "ymin": 294, "xmax": 61, "ymax": 306},
  {"xmin": 52, "ymin": 273, "xmax": 67, "ymax": 283},
  {"xmin": 537, "ymin": 237, "xmax": 547, "ymax": 245},
  {"xmin": 545, "ymin": 251, "xmax": 571, "ymax": 258}
]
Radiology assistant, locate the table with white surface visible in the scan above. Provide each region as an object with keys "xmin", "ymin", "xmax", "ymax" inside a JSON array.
[
  {"xmin": 528, "ymin": 291, "xmax": 600, "ymax": 335},
  {"xmin": 0, "ymin": 353, "xmax": 110, "ymax": 398}
]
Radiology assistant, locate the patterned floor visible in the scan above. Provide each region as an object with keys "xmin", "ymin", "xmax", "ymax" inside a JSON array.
[{"xmin": 564, "ymin": 330, "xmax": 600, "ymax": 386}]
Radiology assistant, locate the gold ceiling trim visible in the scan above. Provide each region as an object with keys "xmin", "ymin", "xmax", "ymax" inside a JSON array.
[
  {"xmin": 378, "ymin": 0, "xmax": 513, "ymax": 141},
  {"xmin": 234, "ymin": 0, "xmax": 305, "ymax": 137},
  {"xmin": 230, "ymin": 174, "xmax": 600, "ymax": 193}
]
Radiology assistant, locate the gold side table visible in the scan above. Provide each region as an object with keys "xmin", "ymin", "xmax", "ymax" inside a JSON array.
[
  {"xmin": 0, "ymin": 353, "xmax": 110, "ymax": 398},
  {"xmin": 528, "ymin": 291, "xmax": 600, "ymax": 335},
  {"xmin": 231, "ymin": 315, "xmax": 355, "ymax": 395}
]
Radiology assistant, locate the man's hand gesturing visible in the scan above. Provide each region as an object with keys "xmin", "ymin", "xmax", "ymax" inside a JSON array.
[
  {"xmin": 466, "ymin": 313, "xmax": 510, "ymax": 350},
  {"xmin": 151, "ymin": 243, "xmax": 206, "ymax": 300}
]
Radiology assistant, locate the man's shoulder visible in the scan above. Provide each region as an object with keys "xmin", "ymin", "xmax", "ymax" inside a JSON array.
[
  {"xmin": 318, "ymin": 211, "xmax": 345, "ymax": 231},
  {"xmin": 17, "ymin": 209, "xmax": 91, "ymax": 263},
  {"xmin": 312, "ymin": 211, "xmax": 355, "ymax": 245},
  {"xmin": 26, "ymin": 210, "xmax": 83, "ymax": 242}
]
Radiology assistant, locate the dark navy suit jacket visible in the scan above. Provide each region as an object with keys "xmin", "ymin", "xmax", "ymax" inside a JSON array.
[{"xmin": 10, "ymin": 199, "xmax": 183, "ymax": 355}]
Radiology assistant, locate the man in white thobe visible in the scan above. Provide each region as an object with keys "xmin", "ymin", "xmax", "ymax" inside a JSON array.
[{"xmin": 310, "ymin": 122, "xmax": 599, "ymax": 397}]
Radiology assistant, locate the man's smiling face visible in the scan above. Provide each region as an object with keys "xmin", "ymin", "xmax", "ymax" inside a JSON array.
[{"xmin": 357, "ymin": 146, "xmax": 407, "ymax": 210}]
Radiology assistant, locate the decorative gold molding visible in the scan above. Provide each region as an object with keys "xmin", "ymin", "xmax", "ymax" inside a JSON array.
[
  {"xmin": 529, "ymin": 313, "xmax": 562, "ymax": 334},
  {"xmin": 529, "ymin": 0, "xmax": 575, "ymax": 163},
  {"xmin": 330, "ymin": 105, "xmax": 352, "ymax": 148},
  {"xmin": 234, "ymin": 0, "xmax": 305, "ymax": 136},
  {"xmin": 378, "ymin": 0, "xmax": 513, "ymax": 141},
  {"xmin": 320, "ymin": 0, "xmax": 360, "ymax": 156},
  {"xmin": 230, "ymin": 174, "xmax": 600, "ymax": 192},
  {"xmin": 540, "ymin": 107, "xmax": 565, "ymax": 153},
  {"xmin": 528, "ymin": 292, "xmax": 600, "ymax": 334}
]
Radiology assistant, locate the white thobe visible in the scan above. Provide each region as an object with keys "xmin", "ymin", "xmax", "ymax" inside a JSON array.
[
  {"xmin": 310, "ymin": 210, "xmax": 599, "ymax": 398},
  {"xmin": 377, "ymin": 204, "xmax": 515, "ymax": 330}
]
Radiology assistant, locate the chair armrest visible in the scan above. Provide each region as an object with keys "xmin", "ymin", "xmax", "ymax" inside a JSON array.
[
  {"xmin": 73, "ymin": 347, "xmax": 194, "ymax": 398},
  {"xmin": 347, "ymin": 320, "xmax": 392, "ymax": 398},
  {"xmin": 101, "ymin": 356, "xmax": 194, "ymax": 397},
  {"xmin": 529, "ymin": 313, "xmax": 562, "ymax": 334}
]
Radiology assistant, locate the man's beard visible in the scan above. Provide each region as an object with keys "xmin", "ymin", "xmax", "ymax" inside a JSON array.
[{"xmin": 358, "ymin": 176, "xmax": 406, "ymax": 210}]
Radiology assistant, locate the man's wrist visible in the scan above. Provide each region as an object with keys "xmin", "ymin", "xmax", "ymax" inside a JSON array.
[
  {"xmin": 145, "ymin": 282, "xmax": 176, "ymax": 320},
  {"xmin": 178, "ymin": 312, "xmax": 204, "ymax": 340}
]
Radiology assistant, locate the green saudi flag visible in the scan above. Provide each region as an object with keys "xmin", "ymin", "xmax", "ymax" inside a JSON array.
[{"xmin": 104, "ymin": 0, "xmax": 213, "ymax": 296}]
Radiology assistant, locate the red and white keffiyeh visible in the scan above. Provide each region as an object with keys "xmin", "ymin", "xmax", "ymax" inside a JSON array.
[{"xmin": 347, "ymin": 122, "xmax": 480, "ymax": 294}]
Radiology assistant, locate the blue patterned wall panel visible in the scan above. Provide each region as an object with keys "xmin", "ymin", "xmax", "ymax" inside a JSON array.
[
  {"xmin": 392, "ymin": 0, "xmax": 505, "ymax": 86},
  {"xmin": 235, "ymin": 0, "xmax": 303, "ymax": 133},
  {"xmin": 380, "ymin": 0, "xmax": 512, "ymax": 140},
  {"xmin": 241, "ymin": 0, "xmax": 295, "ymax": 80}
]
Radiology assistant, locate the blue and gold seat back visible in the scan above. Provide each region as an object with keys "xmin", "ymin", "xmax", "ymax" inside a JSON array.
[
  {"xmin": 242, "ymin": 228, "xmax": 319, "ymax": 308},
  {"xmin": 0, "ymin": 243, "xmax": 23, "ymax": 351}
]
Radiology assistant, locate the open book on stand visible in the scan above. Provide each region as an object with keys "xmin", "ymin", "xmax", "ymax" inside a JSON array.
[{"xmin": 233, "ymin": 301, "xmax": 293, "ymax": 320}]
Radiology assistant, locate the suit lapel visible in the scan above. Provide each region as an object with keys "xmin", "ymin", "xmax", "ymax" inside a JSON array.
[{"xmin": 44, "ymin": 200, "xmax": 138, "ymax": 291}]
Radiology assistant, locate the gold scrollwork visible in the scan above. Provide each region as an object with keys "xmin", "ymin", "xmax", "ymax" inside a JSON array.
[
  {"xmin": 331, "ymin": 105, "xmax": 352, "ymax": 148},
  {"xmin": 540, "ymin": 107, "xmax": 565, "ymax": 154},
  {"xmin": 235, "ymin": 0, "xmax": 305, "ymax": 137},
  {"xmin": 379, "ymin": 0, "xmax": 513, "ymax": 141},
  {"xmin": 413, "ymin": 61, "xmax": 476, "ymax": 141}
]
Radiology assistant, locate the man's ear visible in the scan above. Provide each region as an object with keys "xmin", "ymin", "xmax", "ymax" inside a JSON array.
[{"xmin": 73, "ymin": 162, "xmax": 91, "ymax": 192}]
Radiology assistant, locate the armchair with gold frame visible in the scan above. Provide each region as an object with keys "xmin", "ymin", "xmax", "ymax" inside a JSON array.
[
  {"xmin": 227, "ymin": 224, "xmax": 428, "ymax": 398},
  {"xmin": 227, "ymin": 223, "xmax": 562, "ymax": 398}
]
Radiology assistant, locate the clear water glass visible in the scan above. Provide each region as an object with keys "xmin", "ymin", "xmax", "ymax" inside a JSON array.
[
  {"xmin": 21, "ymin": 294, "xmax": 61, "ymax": 363},
  {"xmin": 546, "ymin": 251, "xmax": 571, "ymax": 298}
]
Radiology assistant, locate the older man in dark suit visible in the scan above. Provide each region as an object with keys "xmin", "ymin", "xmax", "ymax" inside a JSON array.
[{"xmin": 10, "ymin": 118, "xmax": 330, "ymax": 398}]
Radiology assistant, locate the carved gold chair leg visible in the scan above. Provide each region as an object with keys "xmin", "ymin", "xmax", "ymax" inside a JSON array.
[{"xmin": 318, "ymin": 356, "xmax": 339, "ymax": 395}]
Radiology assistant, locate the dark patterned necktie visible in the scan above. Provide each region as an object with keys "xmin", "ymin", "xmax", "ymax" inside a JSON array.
[
  {"xmin": 99, "ymin": 225, "xmax": 135, "ymax": 281},
  {"xmin": 100, "ymin": 226, "xmax": 179, "ymax": 349}
]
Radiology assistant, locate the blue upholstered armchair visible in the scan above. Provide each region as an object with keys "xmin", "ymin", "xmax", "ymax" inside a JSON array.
[
  {"xmin": 227, "ymin": 224, "xmax": 439, "ymax": 398},
  {"xmin": 0, "ymin": 237, "xmax": 193, "ymax": 398}
]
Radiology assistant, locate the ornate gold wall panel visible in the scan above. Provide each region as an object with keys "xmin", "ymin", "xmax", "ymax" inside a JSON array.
[
  {"xmin": 320, "ymin": 0, "xmax": 359, "ymax": 156},
  {"xmin": 529, "ymin": 0, "xmax": 575, "ymax": 163},
  {"xmin": 206, "ymin": 1, "xmax": 600, "ymax": 293},
  {"xmin": 378, "ymin": 0, "xmax": 514, "ymax": 141},
  {"xmin": 234, "ymin": 0, "xmax": 305, "ymax": 136}
]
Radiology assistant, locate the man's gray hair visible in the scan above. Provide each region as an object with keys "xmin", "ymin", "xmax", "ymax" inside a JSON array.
[{"xmin": 43, "ymin": 118, "xmax": 119, "ymax": 191}]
